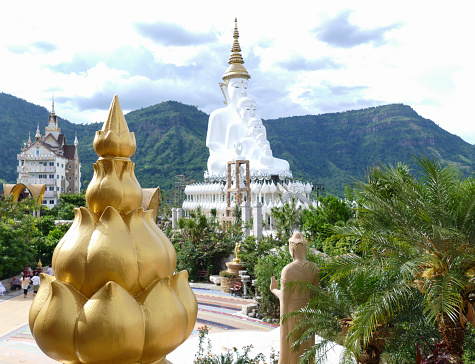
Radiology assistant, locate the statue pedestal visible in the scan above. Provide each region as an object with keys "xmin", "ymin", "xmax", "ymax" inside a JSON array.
[{"xmin": 225, "ymin": 262, "xmax": 243, "ymax": 277}]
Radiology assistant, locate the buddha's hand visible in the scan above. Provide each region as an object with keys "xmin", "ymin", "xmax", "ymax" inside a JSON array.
[{"xmin": 270, "ymin": 276, "xmax": 278, "ymax": 292}]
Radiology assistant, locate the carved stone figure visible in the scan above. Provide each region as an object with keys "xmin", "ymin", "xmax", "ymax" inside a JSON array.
[{"xmin": 270, "ymin": 232, "xmax": 319, "ymax": 364}]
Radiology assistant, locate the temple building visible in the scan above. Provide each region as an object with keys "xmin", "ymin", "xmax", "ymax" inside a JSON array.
[{"xmin": 16, "ymin": 100, "xmax": 81, "ymax": 208}]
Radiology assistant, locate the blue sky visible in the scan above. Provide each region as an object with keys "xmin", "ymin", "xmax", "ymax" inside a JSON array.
[{"xmin": 1, "ymin": 0, "xmax": 474, "ymax": 143}]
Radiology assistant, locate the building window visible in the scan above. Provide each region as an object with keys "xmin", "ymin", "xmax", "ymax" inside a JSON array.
[
  {"xmin": 49, "ymin": 200, "xmax": 54, "ymax": 204},
  {"xmin": 42, "ymin": 200, "xmax": 47, "ymax": 205},
  {"xmin": 49, "ymin": 174, "xmax": 54, "ymax": 179},
  {"xmin": 57, "ymin": 162, "xmax": 59, "ymax": 167},
  {"xmin": 76, "ymin": 188, "xmax": 78, "ymax": 192},
  {"xmin": 61, "ymin": 164, "xmax": 64, "ymax": 168},
  {"xmin": 49, "ymin": 162, "xmax": 54, "ymax": 166},
  {"xmin": 61, "ymin": 176, "xmax": 64, "ymax": 180},
  {"xmin": 36, "ymin": 150, "xmax": 40, "ymax": 155},
  {"xmin": 69, "ymin": 165, "xmax": 72, "ymax": 169},
  {"xmin": 61, "ymin": 187, "xmax": 64, "ymax": 192},
  {"xmin": 43, "ymin": 162, "xmax": 47, "ymax": 166},
  {"xmin": 49, "ymin": 187, "xmax": 54, "ymax": 191},
  {"xmin": 68, "ymin": 177, "xmax": 71, "ymax": 181},
  {"xmin": 68, "ymin": 188, "xmax": 72, "ymax": 192},
  {"xmin": 57, "ymin": 175, "xmax": 59, "ymax": 179},
  {"xmin": 57, "ymin": 187, "xmax": 59, "ymax": 191},
  {"xmin": 76, "ymin": 177, "xmax": 78, "ymax": 180}
]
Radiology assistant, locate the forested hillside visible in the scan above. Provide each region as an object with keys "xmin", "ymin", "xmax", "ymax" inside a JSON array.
[{"xmin": 1, "ymin": 93, "xmax": 474, "ymax": 197}]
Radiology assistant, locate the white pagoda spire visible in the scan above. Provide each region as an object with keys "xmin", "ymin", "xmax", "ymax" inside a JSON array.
[
  {"xmin": 74, "ymin": 132, "xmax": 79, "ymax": 147},
  {"xmin": 28, "ymin": 132, "xmax": 32, "ymax": 146},
  {"xmin": 35, "ymin": 123, "xmax": 41, "ymax": 139}
]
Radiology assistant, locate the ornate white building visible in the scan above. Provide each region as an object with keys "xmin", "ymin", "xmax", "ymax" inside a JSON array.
[{"xmin": 17, "ymin": 101, "xmax": 81, "ymax": 208}]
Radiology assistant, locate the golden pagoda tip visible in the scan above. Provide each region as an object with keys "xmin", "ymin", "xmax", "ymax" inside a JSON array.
[{"xmin": 103, "ymin": 95, "xmax": 130, "ymax": 134}]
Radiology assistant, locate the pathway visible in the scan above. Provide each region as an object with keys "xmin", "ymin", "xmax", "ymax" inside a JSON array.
[{"xmin": 0, "ymin": 284, "xmax": 278, "ymax": 364}]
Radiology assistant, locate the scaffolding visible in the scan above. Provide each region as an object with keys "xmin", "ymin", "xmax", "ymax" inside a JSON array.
[
  {"xmin": 165, "ymin": 174, "xmax": 194, "ymax": 207},
  {"xmin": 223, "ymin": 160, "xmax": 251, "ymax": 224}
]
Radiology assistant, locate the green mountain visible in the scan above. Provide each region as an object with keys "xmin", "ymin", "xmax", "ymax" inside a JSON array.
[{"xmin": 1, "ymin": 93, "xmax": 474, "ymax": 199}]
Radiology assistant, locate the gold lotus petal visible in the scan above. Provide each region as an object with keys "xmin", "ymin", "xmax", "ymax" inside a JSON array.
[
  {"xmin": 144, "ymin": 211, "xmax": 177, "ymax": 272},
  {"xmin": 117, "ymin": 161, "xmax": 142, "ymax": 212},
  {"xmin": 171, "ymin": 270, "xmax": 198, "ymax": 340},
  {"xmin": 84, "ymin": 206, "xmax": 138, "ymax": 298},
  {"xmin": 85, "ymin": 162, "xmax": 107, "ymax": 215},
  {"xmin": 124, "ymin": 208, "xmax": 172, "ymax": 295},
  {"xmin": 29, "ymin": 273, "xmax": 55, "ymax": 332},
  {"xmin": 32, "ymin": 281, "xmax": 87, "ymax": 363},
  {"xmin": 75, "ymin": 281, "xmax": 144, "ymax": 364},
  {"xmin": 53, "ymin": 207, "xmax": 98, "ymax": 293},
  {"xmin": 138, "ymin": 277, "xmax": 188, "ymax": 362},
  {"xmin": 86, "ymin": 159, "xmax": 142, "ymax": 216}
]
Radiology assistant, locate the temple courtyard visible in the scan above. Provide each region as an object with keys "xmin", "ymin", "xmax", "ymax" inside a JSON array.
[
  {"xmin": 0, "ymin": 285, "xmax": 276, "ymax": 364},
  {"xmin": 0, "ymin": 284, "xmax": 344, "ymax": 363}
]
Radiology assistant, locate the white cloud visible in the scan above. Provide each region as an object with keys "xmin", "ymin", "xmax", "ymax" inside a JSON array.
[{"xmin": 0, "ymin": 0, "xmax": 474, "ymax": 144}]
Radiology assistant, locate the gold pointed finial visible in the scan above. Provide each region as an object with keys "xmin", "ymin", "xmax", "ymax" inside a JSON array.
[
  {"xmin": 93, "ymin": 95, "xmax": 136, "ymax": 158},
  {"xmin": 31, "ymin": 94, "xmax": 197, "ymax": 364},
  {"xmin": 87, "ymin": 95, "xmax": 141, "ymax": 216},
  {"xmin": 222, "ymin": 18, "xmax": 250, "ymax": 82}
]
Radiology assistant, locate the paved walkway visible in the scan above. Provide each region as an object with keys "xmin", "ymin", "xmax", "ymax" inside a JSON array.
[{"xmin": 0, "ymin": 284, "xmax": 280, "ymax": 364}]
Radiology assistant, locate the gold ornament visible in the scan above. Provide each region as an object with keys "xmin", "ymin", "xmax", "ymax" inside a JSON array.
[
  {"xmin": 29, "ymin": 95, "xmax": 197, "ymax": 364},
  {"xmin": 222, "ymin": 18, "xmax": 250, "ymax": 82}
]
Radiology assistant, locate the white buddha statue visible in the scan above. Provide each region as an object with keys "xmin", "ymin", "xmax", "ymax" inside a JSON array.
[
  {"xmin": 224, "ymin": 96, "xmax": 256, "ymax": 153},
  {"xmin": 206, "ymin": 19, "xmax": 290, "ymax": 176},
  {"xmin": 243, "ymin": 117, "xmax": 290, "ymax": 174},
  {"xmin": 206, "ymin": 20, "xmax": 251, "ymax": 175}
]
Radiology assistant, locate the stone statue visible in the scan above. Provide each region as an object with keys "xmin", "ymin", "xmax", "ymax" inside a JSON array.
[{"xmin": 270, "ymin": 232, "xmax": 319, "ymax": 364}]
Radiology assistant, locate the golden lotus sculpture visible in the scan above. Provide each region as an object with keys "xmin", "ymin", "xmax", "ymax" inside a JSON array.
[{"xmin": 29, "ymin": 95, "xmax": 198, "ymax": 364}]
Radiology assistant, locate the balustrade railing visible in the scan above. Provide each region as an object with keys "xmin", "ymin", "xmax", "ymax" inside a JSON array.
[{"xmin": 17, "ymin": 165, "xmax": 56, "ymax": 173}]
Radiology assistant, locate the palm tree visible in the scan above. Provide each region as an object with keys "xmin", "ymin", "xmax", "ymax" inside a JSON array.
[
  {"xmin": 286, "ymin": 250, "xmax": 426, "ymax": 364},
  {"xmin": 345, "ymin": 157, "xmax": 475, "ymax": 363}
]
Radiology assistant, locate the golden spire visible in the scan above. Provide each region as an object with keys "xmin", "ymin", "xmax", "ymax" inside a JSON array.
[
  {"xmin": 87, "ymin": 95, "xmax": 141, "ymax": 216},
  {"xmin": 30, "ymin": 94, "xmax": 197, "ymax": 364},
  {"xmin": 93, "ymin": 95, "xmax": 136, "ymax": 159},
  {"xmin": 222, "ymin": 18, "xmax": 250, "ymax": 82}
]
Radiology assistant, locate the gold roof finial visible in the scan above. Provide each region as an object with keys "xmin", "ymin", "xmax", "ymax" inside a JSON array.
[{"xmin": 222, "ymin": 18, "xmax": 250, "ymax": 82}]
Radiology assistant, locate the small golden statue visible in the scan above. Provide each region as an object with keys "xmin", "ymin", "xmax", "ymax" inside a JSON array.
[
  {"xmin": 233, "ymin": 242, "xmax": 241, "ymax": 263},
  {"xmin": 29, "ymin": 95, "xmax": 197, "ymax": 364}
]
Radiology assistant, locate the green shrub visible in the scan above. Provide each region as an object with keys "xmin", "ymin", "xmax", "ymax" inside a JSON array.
[
  {"xmin": 239, "ymin": 236, "xmax": 285, "ymax": 277},
  {"xmin": 254, "ymin": 247, "xmax": 291, "ymax": 319},
  {"xmin": 463, "ymin": 323, "xmax": 475, "ymax": 364},
  {"xmin": 170, "ymin": 209, "xmax": 238, "ymax": 280}
]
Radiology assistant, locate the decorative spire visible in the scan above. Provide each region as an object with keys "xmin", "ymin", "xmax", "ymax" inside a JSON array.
[
  {"xmin": 74, "ymin": 132, "xmax": 79, "ymax": 147},
  {"xmin": 35, "ymin": 123, "xmax": 41, "ymax": 139},
  {"xmin": 222, "ymin": 18, "xmax": 250, "ymax": 82},
  {"xmin": 93, "ymin": 95, "xmax": 136, "ymax": 158},
  {"xmin": 28, "ymin": 132, "xmax": 32, "ymax": 146},
  {"xmin": 46, "ymin": 95, "xmax": 60, "ymax": 132}
]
